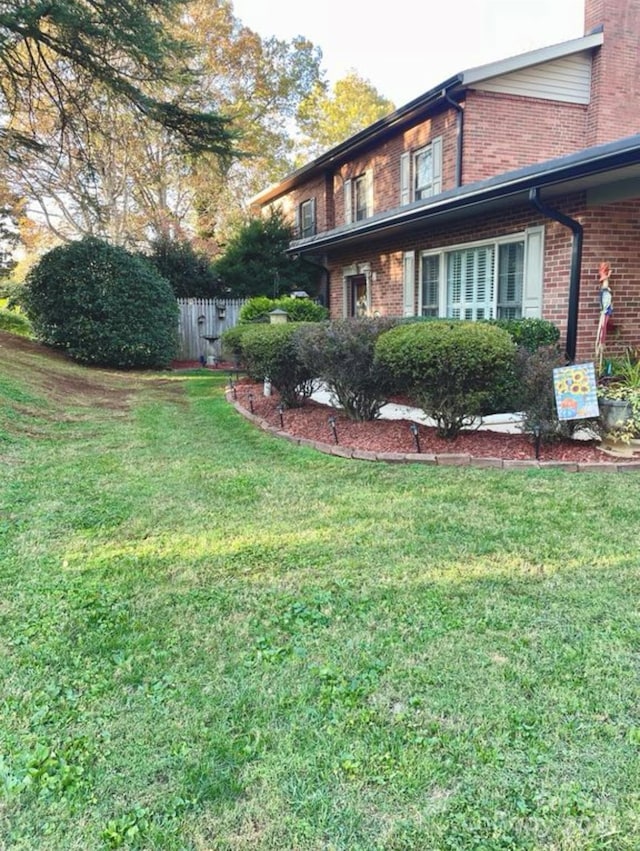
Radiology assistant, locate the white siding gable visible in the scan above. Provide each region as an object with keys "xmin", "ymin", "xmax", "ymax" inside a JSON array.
[{"xmin": 471, "ymin": 52, "xmax": 594, "ymax": 105}]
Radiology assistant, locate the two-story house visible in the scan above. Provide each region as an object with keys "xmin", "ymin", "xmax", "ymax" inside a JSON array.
[{"xmin": 252, "ymin": 0, "xmax": 640, "ymax": 361}]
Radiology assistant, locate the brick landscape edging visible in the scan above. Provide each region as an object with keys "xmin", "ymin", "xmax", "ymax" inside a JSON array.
[{"xmin": 226, "ymin": 392, "xmax": 640, "ymax": 473}]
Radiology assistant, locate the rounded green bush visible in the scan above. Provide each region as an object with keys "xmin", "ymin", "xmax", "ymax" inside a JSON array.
[
  {"xmin": 375, "ymin": 320, "xmax": 516, "ymax": 437},
  {"xmin": 220, "ymin": 323, "xmax": 257, "ymax": 367},
  {"xmin": 239, "ymin": 323, "xmax": 315, "ymax": 407},
  {"xmin": 22, "ymin": 237, "xmax": 178, "ymax": 368}
]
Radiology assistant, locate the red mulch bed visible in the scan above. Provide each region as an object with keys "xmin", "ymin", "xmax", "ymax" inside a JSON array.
[{"xmin": 229, "ymin": 381, "xmax": 616, "ymax": 464}]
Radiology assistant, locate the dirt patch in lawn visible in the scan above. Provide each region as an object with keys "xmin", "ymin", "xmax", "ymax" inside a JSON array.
[{"xmin": 0, "ymin": 330, "xmax": 183, "ymax": 417}]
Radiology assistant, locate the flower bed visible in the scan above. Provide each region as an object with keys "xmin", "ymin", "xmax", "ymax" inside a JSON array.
[{"xmin": 231, "ymin": 382, "xmax": 622, "ymax": 465}]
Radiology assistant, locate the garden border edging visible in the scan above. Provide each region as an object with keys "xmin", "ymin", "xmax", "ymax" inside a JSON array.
[{"xmin": 226, "ymin": 391, "xmax": 640, "ymax": 473}]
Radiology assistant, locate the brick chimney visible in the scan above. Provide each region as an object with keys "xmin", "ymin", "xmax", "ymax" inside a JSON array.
[{"xmin": 585, "ymin": 0, "xmax": 640, "ymax": 145}]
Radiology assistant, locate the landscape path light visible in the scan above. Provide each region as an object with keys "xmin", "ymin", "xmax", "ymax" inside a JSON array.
[
  {"xmin": 328, "ymin": 415, "xmax": 338, "ymax": 444},
  {"xmin": 409, "ymin": 422, "xmax": 421, "ymax": 453}
]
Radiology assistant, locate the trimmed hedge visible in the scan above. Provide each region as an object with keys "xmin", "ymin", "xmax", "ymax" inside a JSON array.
[
  {"xmin": 404, "ymin": 316, "xmax": 560, "ymax": 353},
  {"xmin": 238, "ymin": 323, "xmax": 316, "ymax": 407},
  {"xmin": 21, "ymin": 237, "xmax": 178, "ymax": 368},
  {"xmin": 239, "ymin": 296, "xmax": 328, "ymax": 324},
  {"xmin": 295, "ymin": 318, "xmax": 398, "ymax": 421},
  {"xmin": 375, "ymin": 320, "xmax": 516, "ymax": 437},
  {"xmin": 487, "ymin": 317, "xmax": 560, "ymax": 352}
]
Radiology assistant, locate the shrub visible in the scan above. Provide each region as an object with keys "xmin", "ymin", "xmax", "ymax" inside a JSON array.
[
  {"xmin": 516, "ymin": 345, "xmax": 598, "ymax": 443},
  {"xmin": 239, "ymin": 323, "xmax": 316, "ymax": 407},
  {"xmin": 239, "ymin": 296, "xmax": 328, "ymax": 324},
  {"xmin": 0, "ymin": 307, "xmax": 32, "ymax": 337},
  {"xmin": 295, "ymin": 317, "xmax": 397, "ymax": 421},
  {"xmin": 238, "ymin": 296, "xmax": 275, "ymax": 324},
  {"xmin": 21, "ymin": 237, "xmax": 178, "ymax": 369},
  {"xmin": 274, "ymin": 297, "xmax": 328, "ymax": 323},
  {"xmin": 220, "ymin": 324, "xmax": 256, "ymax": 368},
  {"xmin": 375, "ymin": 320, "xmax": 516, "ymax": 437},
  {"xmin": 488, "ymin": 317, "xmax": 560, "ymax": 352}
]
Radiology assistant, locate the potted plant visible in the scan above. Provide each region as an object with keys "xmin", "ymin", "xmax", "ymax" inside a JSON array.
[{"xmin": 597, "ymin": 351, "xmax": 640, "ymax": 440}]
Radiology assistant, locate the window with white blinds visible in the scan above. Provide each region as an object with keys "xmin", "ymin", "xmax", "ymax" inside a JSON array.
[
  {"xmin": 419, "ymin": 230, "xmax": 540, "ymax": 320},
  {"xmin": 447, "ymin": 245, "xmax": 496, "ymax": 320},
  {"xmin": 299, "ymin": 198, "xmax": 316, "ymax": 238}
]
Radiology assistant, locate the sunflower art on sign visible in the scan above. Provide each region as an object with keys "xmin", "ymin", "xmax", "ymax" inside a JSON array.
[{"xmin": 553, "ymin": 362, "xmax": 600, "ymax": 420}]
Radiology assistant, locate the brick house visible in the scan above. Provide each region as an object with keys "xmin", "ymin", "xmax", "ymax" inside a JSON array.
[{"xmin": 251, "ymin": 0, "xmax": 640, "ymax": 362}]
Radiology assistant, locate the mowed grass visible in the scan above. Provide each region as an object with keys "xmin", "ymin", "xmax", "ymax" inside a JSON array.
[{"xmin": 1, "ymin": 334, "xmax": 639, "ymax": 850}]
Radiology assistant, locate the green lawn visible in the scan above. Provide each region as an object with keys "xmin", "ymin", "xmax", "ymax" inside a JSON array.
[{"xmin": 1, "ymin": 334, "xmax": 639, "ymax": 850}]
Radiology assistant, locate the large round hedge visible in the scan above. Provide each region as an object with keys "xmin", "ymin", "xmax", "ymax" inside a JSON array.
[
  {"xmin": 22, "ymin": 237, "xmax": 179, "ymax": 368},
  {"xmin": 375, "ymin": 320, "xmax": 516, "ymax": 437}
]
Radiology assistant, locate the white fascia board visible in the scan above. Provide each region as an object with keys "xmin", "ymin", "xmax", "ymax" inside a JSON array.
[{"xmin": 462, "ymin": 31, "xmax": 604, "ymax": 87}]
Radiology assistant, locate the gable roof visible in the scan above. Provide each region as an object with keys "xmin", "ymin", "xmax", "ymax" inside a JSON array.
[{"xmin": 253, "ymin": 30, "xmax": 604, "ymax": 207}]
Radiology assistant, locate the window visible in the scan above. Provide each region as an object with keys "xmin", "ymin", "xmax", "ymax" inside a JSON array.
[
  {"xmin": 414, "ymin": 146, "xmax": 434, "ymax": 200},
  {"xmin": 354, "ymin": 175, "xmax": 369, "ymax": 221},
  {"xmin": 298, "ymin": 198, "xmax": 316, "ymax": 238},
  {"xmin": 421, "ymin": 254, "xmax": 440, "ymax": 316},
  {"xmin": 497, "ymin": 242, "xmax": 524, "ymax": 319},
  {"xmin": 419, "ymin": 230, "xmax": 543, "ymax": 321},
  {"xmin": 447, "ymin": 244, "xmax": 496, "ymax": 320},
  {"xmin": 400, "ymin": 137, "xmax": 442, "ymax": 205},
  {"xmin": 344, "ymin": 172, "xmax": 373, "ymax": 224}
]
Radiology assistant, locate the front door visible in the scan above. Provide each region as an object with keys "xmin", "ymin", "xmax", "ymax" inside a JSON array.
[{"xmin": 349, "ymin": 274, "xmax": 368, "ymax": 317}]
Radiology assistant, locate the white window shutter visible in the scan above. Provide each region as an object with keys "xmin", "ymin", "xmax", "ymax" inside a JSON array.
[
  {"xmin": 400, "ymin": 152, "xmax": 410, "ymax": 205},
  {"xmin": 344, "ymin": 179, "xmax": 352, "ymax": 224},
  {"xmin": 365, "ymin": 170, "xmax": 374, "ymax": 217},
  {"xmin": 523, "ymin": 225, "xmax": 545, "ymax": 317},
  {"xmin": 432, "ymin": 136, "xmax": 443, "ymax": 195},
  {"xmin": 403, "ymin": 251, "xmax": 416, "ymax": 316}
]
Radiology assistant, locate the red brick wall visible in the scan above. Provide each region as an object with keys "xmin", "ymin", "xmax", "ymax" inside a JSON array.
[
  {"xmin": 585, "ymin": 0, "xmax": 640, "ymax": 145},
  {"xmin": 462, "ymin": 92, "xmax": 587, "ymax": 183},
  {"xmin": 332, "ymin": 109, "xmax": 457, "ymax": 223},
  {"xmin": 326, "ymin": 194, "xmax": 640, "ymax": 362},
  {"xmin": 268, "ymin": 174, "xmax": 334, "ymax": 235},
  {"xmin": 579, "ymin": 199, "xmax": 640, "ymax": 359}
]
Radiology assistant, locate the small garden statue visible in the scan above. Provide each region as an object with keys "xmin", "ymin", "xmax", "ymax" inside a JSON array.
[{"xmin": 595, "ymin": 261, "xmax": 613, "ymax": 374}]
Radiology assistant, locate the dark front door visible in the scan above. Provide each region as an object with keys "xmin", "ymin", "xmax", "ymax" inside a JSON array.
[{"xmin": 349, "ymin": 274, "xmax": 367, "ymax": 317}]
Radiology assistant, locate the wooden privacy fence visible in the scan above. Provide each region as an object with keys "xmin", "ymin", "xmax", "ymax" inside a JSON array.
[{"xmin": 176, "ymin": 298, "xmax": 246, "ymax": 362}]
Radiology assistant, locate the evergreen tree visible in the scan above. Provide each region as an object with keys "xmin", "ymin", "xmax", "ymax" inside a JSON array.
[
  {"xmin": 0, "ymin": 0, "xmax": 235, "ymax": 157},
  {"xmin": 214, "ymin": 210, "xmax": 318, "ymax": 298}
]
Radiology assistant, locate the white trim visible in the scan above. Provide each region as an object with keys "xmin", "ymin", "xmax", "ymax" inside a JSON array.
[
  {"xmin": 341, "ymin": 263, "xmax": 371, "ymax": 317},
  {"xmin": 523, "ymin": 225, "xmax": 545, "ymax": 318},
  {"xmin": 400, "ymin": 152, "xmax": 410, "ymax": 205},
  {"xmin": 462, "ymin": 31, "xmax": 603, "ymax": 86},
  {"xmin": 344, "ymin": 178, "xmax": 353, "ymax": 225},
  {"xmin": 402, "ymin": 251, "xmax": 415, "ymax": 316}
]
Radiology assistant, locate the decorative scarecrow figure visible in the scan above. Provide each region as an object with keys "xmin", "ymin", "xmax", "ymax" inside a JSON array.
[{"xmin": 595, "ymin": 261, "xmax": 613, "ymax": 374}]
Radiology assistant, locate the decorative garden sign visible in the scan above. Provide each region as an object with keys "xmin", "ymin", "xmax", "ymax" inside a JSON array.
[{"xmin": 553, "ymin": 362, "xmax": 599, "ymax": 420}]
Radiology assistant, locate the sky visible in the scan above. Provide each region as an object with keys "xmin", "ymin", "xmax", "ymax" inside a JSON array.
[{"xmin": 231, "ymin": 0, "xmax": 586, "ymax": 108}]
